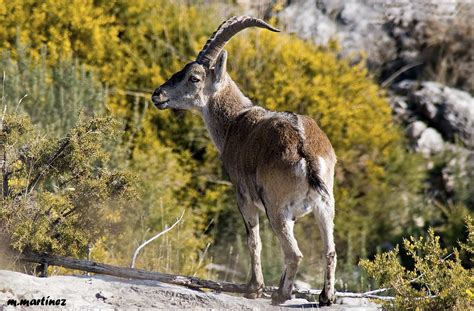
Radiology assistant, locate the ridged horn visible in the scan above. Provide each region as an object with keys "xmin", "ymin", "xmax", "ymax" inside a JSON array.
[{"xmin": 196, "ymin": 16, "xmax": 280, "ymax": 67}]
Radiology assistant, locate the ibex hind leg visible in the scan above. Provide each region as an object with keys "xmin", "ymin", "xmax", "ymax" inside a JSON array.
[
  {"xmin": 266, "ymin": 212, "xmax": 303, "ymax": 305},
  {"xmin": 313, "ymin": 193, "xmax": 337, "ymax": 306},
  {"xmin": 236, "ymin": 192, "xmax": 265, "ymax": 299}
]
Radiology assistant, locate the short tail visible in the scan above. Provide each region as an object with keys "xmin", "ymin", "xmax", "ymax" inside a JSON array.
[
  {"xmin": 298, "ymin": 145, "xmax": 330, "ymax": 200},
  {"xmin": 306, "ymin": 155, "xmax": 330, "ymax": 199},
  {"xmin": 290, "ymin": 114, "xmax": 331, "ymax": 200}
]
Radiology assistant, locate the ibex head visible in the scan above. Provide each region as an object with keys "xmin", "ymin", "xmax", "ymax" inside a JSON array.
[{"xmin": 151, "ymin": 16, "xmax": 279, "ymax": 111}]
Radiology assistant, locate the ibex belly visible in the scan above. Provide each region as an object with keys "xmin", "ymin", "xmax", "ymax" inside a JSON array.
[{"xmin": 255, "ymin": 157, "xmax": 320, "ymax": 220}]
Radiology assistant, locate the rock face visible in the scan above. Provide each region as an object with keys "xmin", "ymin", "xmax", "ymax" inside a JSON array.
[
  {"xmin": 278, "ymin": 0, "xmax": 473, "ymax": 90},
  {"xmin": 392, "ymin": 80, "xmax": 474, "ymax": 150},
  {"xmin": 279, "ymin": 0, "xmax": 396, "ymax": 69},
  {"xmin": 391, "ymin": 80, "xmax": 474, "ymax": 192},
  {"xmin": 0, "ymin": 270, "xmax": 379, "ymax": 310},
  {"xmin": 278, "ymin": 0, "xmax": 337, "ymax": 45}
]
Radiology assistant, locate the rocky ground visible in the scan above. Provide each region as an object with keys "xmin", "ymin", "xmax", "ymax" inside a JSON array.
[{"xmin": 0, "ymin": 270, "xmax": 379, "ymax": 310}]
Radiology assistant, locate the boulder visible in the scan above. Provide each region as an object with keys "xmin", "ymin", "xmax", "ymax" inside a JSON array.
[
  {"xmin": 0, "ymin": 270, "xmax": 381, "ymax": 310},
  {"xmin": 416, "ymin": 127, "xmax": 444, "ymax": 156},
  {"xmin": 392, "ymin": 80, "xmax": 474, "ymax": 149},
  {"xmin": 405, "ymin": 121, "xmax": 446, "ymax": 156},
  {"xmin": 406, "ymin": 121, "xmax": 427, "ymax": 140}
]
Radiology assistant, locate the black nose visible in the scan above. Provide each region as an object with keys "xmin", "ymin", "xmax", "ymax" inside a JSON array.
[{"xmin": 151, "ymin": 89, "xmax": 162, "ymax": 104}]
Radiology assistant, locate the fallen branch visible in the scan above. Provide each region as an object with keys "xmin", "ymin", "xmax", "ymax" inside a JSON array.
[
  {"xmin": 21, "ymin": 252, "xmax": 249, "ymax": 293},
  {"xmin": 20, "ymin": 252, "xmax": 394, "ymax": 300},
  {"xmin": 131, "ymin": 210, "xmax": 185, "ymax": 268}
]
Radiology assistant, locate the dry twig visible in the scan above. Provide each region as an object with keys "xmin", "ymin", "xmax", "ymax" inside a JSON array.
[{"xmin": 130, "ymin": 210, "xmax": 185, "ymax": 268}]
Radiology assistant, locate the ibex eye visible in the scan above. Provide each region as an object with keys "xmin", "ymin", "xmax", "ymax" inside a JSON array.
[{"xmin": 189, "ymin": 76, "xmax": 200, "ymax": 83}]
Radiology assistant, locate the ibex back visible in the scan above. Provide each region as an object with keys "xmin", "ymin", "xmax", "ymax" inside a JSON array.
[{"xmin": 152, "ymin": 16, "xmax": 337, "ymax": 306}]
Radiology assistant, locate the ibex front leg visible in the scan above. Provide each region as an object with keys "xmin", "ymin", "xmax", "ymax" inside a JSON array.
[{"xmin": 237, "ymin": 193, "xmax": 264, "ymax": 299}]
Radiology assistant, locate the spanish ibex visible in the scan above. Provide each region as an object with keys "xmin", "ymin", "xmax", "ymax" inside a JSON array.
[{"xmin": 152, "ymin": 16, "xmax": 337, "ymax": 306}]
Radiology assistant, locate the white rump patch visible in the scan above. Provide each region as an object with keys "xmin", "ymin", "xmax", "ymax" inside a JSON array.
[
  {"xmin": 318, "ymin": 156, "xmax": 327, "ymax": 177},
  {"xmin": 295, "ymin": 158, "xmax": 307, "ymax": 177}
]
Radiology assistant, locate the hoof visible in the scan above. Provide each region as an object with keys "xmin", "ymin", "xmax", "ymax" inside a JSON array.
[
  {"xmin": 244, "ymin": 284, "xmax": 263, "ymax": 299},
  {"xmin": 318, "ymin": 291, "xmax": 334, "ymax": 307},
  {"xmin": 271, "ymin": 291, "xmax": 291, "ymax": 305}
]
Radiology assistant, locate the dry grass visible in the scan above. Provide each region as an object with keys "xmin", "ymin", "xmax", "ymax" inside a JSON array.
[{"xmin": 410, "ymin": 4, "xmax": 473, "ymax": 92}]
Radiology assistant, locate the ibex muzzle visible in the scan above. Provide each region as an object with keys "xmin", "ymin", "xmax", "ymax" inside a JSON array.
[
  {"xmin": 152, "ymin": 16, "xmax": 337, "ymax": 306},
  {"xmin": 151, "ymin": 89, "xmax": 169, "ymax": 109}
]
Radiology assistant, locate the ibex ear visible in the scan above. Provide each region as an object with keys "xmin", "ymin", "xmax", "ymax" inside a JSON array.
[{"xmin": 212, "ymin": 50, "xmax": 227, "ymax": 85}]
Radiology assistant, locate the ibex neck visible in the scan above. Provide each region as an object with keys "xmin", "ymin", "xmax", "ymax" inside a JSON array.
[{"xmin": 202, "ymin": 77, "xmax": 253, "ymax": 153}]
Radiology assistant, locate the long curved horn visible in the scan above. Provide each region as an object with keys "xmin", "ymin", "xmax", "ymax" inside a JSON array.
[{"xmin": 196, "ymin": 16, "xmax": 280, "ymax": 67}]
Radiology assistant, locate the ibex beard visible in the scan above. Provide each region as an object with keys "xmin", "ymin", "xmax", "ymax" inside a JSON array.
[{"xmin": 152, "ymin": 16, "xmax": 337, "ymax": 306}]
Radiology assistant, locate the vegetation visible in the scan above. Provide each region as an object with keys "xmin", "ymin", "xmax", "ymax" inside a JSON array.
[
  {"xmin": 0, "ymin": 0, "xmax": 471, "ymax": 294},
  {"xmin": 0, "ymin": 100, "xmax": 133, "ymax": 257},
  {"xmin": 0, "ymin": 48, "xmax": 135, "ymax": 256},
  {"xmin": 389, "ymin": 4, "xmax": 474, "ymax": 93},
  {"xmin": 360, "ymin": 217, "xmax": 474, "ymax": 310}
]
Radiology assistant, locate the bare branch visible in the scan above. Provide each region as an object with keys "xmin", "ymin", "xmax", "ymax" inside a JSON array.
[
  {"xmin": 21, "ymin": 252, "xmax": 389, "ymax": 298},
  {"xmin": 130, "ymin": 210, "xmax": 185, "ymax": 268},
  {"xmin": 363, "ymin": 287, "xmax": 391, "ymax": 295},
  {"xmin": 1, "ymin": 72, "xmax": 9, "ymax": 198},
  {"xmin": 1, "ymin": 150, "xmax": 8, "ymax": 198},
  {"xmin": 15, "ymin": 94, "xmax": 27, "ymax": 112},
  {"xmin": 22, "ymin": 252, "xmax": 249, "ymax": 293},
  {"xmin": 23, "ymin": 138, "xmax": 70, "ymax": 195},
  {"xmin": 381, "ymin": 62, "xmax": 423, "ymax": 88},
  {"xmin": 0, "ymin": 71, "xmax": 7, "ymax": 132},
  {"xmin": 206, "ymin": 179, "xmax": 233, "ymax": 186},
  {"xmin": 193, "ymin": 242, "xmax": 211, "ymax": 277}
]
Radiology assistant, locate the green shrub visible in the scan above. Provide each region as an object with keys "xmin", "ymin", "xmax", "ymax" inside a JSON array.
[
  {"xmin": 360, "ymin": 217, "xmax": 474, "ymax": 310},
  {"xmin": 1, "ymin": 50, "xmax": 136, "ymax": 257},
  {"xmin": 0, "ymin": 110, "xmax": 134, "ymax": 257}
]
